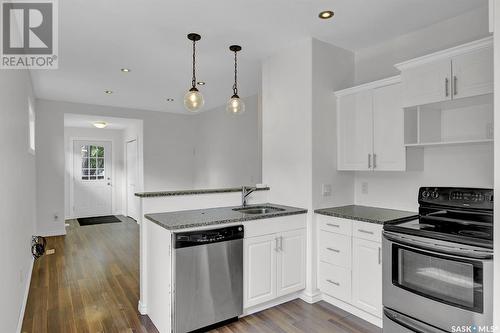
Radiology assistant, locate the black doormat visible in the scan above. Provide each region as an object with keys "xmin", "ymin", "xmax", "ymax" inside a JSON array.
[{"xmin": 77, "ymin": 215, "xmax": 122, "ymax": 226}]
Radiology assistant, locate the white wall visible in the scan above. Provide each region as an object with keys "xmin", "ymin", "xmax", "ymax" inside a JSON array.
[
  {"xmin": 193, "ymin": 95, "xmax": 261, "ymax": 188},
  {"xmin": 64, "ymin": 127, "xmax": 125, "ymax": 218},
  {"xmin": 493, "ymin": 0, "xmax": 500, "ymax": 326},
  {"xmin": 354, "ymin": 5, "xmax": 490, "ymax": 85},
  {"xmin": 0, "ymin": 70, "xmax": 36, "ymax": 332},
  {"xmin": 352, "ymin": 6, "xmax": 493, "ymax": 212}
]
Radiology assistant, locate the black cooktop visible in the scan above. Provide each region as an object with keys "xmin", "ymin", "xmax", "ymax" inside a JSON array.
[{"xmin": 384, "ymin": 187, "xmax": 493, "ymax": 249}]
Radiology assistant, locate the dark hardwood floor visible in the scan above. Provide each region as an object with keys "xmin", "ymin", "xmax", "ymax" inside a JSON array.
[{"xmin": 22, "ymin": 217, "xmax": 381, "ymax": 333}]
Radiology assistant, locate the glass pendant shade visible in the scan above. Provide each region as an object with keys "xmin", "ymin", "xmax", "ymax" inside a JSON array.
[
  {"xmin": 226, "ymin": 95, "xmax": 245, "ymax": 115},
  {"xmin": 184, "ymin": 88, "xmax": 204, "ymax": 112}
]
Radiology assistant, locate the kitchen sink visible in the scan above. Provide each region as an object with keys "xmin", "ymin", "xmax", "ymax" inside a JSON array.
[{"xmin": 233, "ymin": 206, "xmax": 285, "ymax": 215}]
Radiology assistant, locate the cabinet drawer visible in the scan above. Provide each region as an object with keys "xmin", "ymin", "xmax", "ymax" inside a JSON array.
[
  {"xmin": 319, "ymin": 231, "xmax": 351, "ymax": 268},
  {"xmin": 352, "ymin": 221, "xmax": 382, "ymax": 242},
  {"xmin": 317, "ymin": 215, "xmax": 352, "ymax": 236},
  {"xmin": 319, "ymin": 262, "xmax": 351, "ymax": 303}
]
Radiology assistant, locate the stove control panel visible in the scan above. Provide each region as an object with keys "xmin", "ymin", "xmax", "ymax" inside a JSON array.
[{"xmin": 419, "ymin": 187, "xmax": 493, "ymax": 209}]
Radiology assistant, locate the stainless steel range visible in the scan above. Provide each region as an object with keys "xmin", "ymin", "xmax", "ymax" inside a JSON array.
[{"xmin": 383, "ymin": 187, "xmax": 493, "ymax": 333}]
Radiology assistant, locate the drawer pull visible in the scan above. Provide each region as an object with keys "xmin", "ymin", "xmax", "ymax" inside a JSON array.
[
  {"xmin": 326, "ymin": 223, "xmax": 340, "ymax": 228},
  {"xmin": 326, "ymin": 279, "xmax": 340, "ymax": 286},
  {"xmin": 358, "ymin": 229, "xmax": 374, "ymax": 235},
  {"xmin": 326, "ymin": 247, "xmax": 340, "ymax": 253}
]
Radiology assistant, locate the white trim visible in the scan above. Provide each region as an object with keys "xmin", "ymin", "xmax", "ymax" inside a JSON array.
[
  {"xmin": 395, "ymin": 36, "xmax": 493, "ymax": 71},
  {"xmin": 69, "ymin": 137, "xmax": 114, "ymax": 219},
  {"xmin": 125, "ymin": 139, "xmax": 139, "ymax": 221},
  {"xmin": 39, "ymin": 228, "xmax": 67, "ymax": 237},
  {"xmin": 16, "ymin": 258, "xmax": 34, "ymax": 333},
  {"xmin": 138, "ymin": 300, "xmax": 148, "ymax": 315},
  {"xmin": 490, "ymin": 0, "xmax": 495, "ymax": 33},
  {"xmin": 300, "ymin": 290, "xmax": 322, "ymax": 304},
  {"xmin": 242, "ymin": 291, "xmax": 302, "ymax": 316},
  {"xmin": 334, "ymin": 76, "xmax": 401, "ymax": 97},
  {"xmin": 321, "ymin": 293, "xmax": 383, "ymax": 328}
]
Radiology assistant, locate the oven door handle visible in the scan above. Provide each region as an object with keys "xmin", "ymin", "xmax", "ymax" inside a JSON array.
[
  {"xmin": 384, "ymin": 308, "xmax": 447, "ymax": 333},
  {"xmin": 383, "ymin": 232, "xmax": 493, "ymax": 259}
]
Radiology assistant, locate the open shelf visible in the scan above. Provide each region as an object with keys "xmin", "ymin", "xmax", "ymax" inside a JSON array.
[{"xmin": 404, "ymin": 94, "xmax": 494, "ymax": 148}]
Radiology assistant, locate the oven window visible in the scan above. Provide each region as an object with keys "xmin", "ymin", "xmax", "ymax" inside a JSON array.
[{"xmin": 393, "ymin": 246, "xmax": 483, "ymax": 312}]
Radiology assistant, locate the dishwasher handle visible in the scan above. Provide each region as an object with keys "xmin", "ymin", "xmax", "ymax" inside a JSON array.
[{"xmin": 174, "ymin": 225, "xmax": 244, "ymax": 249}]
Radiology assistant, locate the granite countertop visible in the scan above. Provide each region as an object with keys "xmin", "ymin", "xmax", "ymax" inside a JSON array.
[
  {"xmin": 315, "ymin": 205, "xmax": 418, "ymax": 225},
  {"xmin": 135, "ymin": 186, "xmax": 270, "ymax": 198},
  {"xmin": 145, "ymin": 203, "xmax": 307, "ymax": 230}
]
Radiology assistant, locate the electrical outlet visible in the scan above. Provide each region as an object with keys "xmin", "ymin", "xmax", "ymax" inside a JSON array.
[
  {"xmin": 361, "ymin": 182, "xmax": 369, "ymax": 194},
  {"xmin": 54, "ymin": 213, "xmax": 59, "ymax": 221},
  {"xmin": 322, "ymin": 184, "xmax": 332, "ymax": 197}
]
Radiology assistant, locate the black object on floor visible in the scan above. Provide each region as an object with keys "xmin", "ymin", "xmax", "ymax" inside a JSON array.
[{"xmin": 77, "ymin": 215, "xmax": 122, "ymax": 226}]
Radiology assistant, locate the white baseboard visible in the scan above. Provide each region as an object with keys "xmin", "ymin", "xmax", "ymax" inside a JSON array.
[
  {"xmin": 16, "ymin": 258, "xmax": 34, "ymax": 333},
  {"xmin": 242, "ymin": 292, "xmax": 302, "ymax": 316},
  {"xmin": 38, "ymin": 228, "xmax": 66, "ymax": 237},
  {"xmin": 138, "ymin": 300, "xmax": 148, "ymax": 315},
  {"xmin": 321, "ymin": 293, "xmax": 382, "ymax": 328},
  {"xmin": 300, "ymin": 290, "xmax": 322, "ymax": 304}
]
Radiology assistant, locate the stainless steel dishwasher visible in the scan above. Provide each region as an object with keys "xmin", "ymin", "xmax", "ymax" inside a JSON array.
[{"xmin": 173, "ymin": 225, "xmax": 244, "ymax": 333}]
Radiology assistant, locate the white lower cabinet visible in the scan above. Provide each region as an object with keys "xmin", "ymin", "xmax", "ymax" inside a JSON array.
[
  {"xmin": 352, "ymin": 237, "xmax": 383, "ymax": 317},
  {"xmin": 244, "ymin": 228, "xmax": 306, "ymax": 309},
  {"xmin": 317, "ymin": 214, "xmax": 383, "ymax": 319}
]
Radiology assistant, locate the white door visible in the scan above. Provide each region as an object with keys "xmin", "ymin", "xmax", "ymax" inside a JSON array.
[
  {"xmin": 73, "ymin": 140, "xmax": 112, "ymax": 218},
  {"xmin": 126, "ymin": 140, "xmax": 139, "ymax": 221},
  {"xmin": 452, "ymin": 47, "xmax": 494, "ymax": 100},
  {"xmin": 244, "ymin": 234, "xmax": 277, "ymax": 308},
  {"xmin": 401, "ymin": 59, "xmax": 451, "ymax": 107},
  {"xmin": 372, "ymin": 83, "xmax": 406, "ymax": 171},
  {"xmin": 337, "ymin": 90, "xmax": 374, "ymax": 171},
  {"xmin": 352, "ymin": 237, "xmax": 382, "ymax": 317},
  {"xmin": 276, "ymin": 229, "xmax": 306, "ymax": 297}
]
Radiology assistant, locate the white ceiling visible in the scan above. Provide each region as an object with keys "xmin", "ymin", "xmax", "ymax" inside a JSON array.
[
  {"xmin": 64, "ymin": 113, "xmax": 141, "ymax": 130},
  {"xmin": 32, "ymin": 0, "xmax": 487, "ymax": 113}
]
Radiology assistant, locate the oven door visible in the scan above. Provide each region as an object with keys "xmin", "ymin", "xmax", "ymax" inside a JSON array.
[{"xmin": 383, "ymin": 231, "xmax": 493, "ymax": 332}]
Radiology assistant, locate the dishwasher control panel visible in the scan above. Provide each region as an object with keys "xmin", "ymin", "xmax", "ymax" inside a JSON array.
[{"xmin": 174, "ymin": 225, "xmax": 244, "ymax": 248}]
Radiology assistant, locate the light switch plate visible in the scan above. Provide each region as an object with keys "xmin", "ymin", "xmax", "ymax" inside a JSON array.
[
  {"xmin": 361, "ymin": 182, "xmax": 369, "ymax": 194},
  {"xmin": 322, "ymin": 184, "xmax": 332, "ymax": 197}
]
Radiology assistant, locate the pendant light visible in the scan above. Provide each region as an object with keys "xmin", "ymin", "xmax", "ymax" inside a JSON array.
[
  {"xmin": 184, "ymin": 33, "xmax": 204, "ymax": 112},
  {"xmin": 226, "ymin": 45, "xmax": 245, "ymax": 115}
]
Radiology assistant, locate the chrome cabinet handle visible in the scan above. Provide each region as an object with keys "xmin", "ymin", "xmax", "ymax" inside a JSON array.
[
  {"xmin": 275, "ymin": 238, "xmax": 280, "ymax": 252},
  {"xmin": 279, "ymin": 236, "xmax": 283, "ymax": 251},
  {"xmin": 358, "ymin": 229, "xmax": 374, "ymax": 235},
  {"xmin": 368, "ymin": 154, "xmax": 372, "ymax": 169},
  {"xmin": 326, "ymin": 247, "xmax": 340, "ymax": 253},
  {"xmin": 445, "ymin": 78, "xmax": 449, "ymax": 97},
  {"xmin": 373, "ymin": 154, "xmax": 377, "ymax": 169},
  {"xmin": 326, "ymin": 279, "xmax": 340, "ymax": 286},
  {"xmin": 378, "ymin": 247, "xmax": 382, "ymax": 265},
  {"xmin": 454, "ymin": 76, "xmax": 458, "ymax": 96},
  {"xmin": 326, "ymin": 223, "xmax": 340, "ymax": 228}
]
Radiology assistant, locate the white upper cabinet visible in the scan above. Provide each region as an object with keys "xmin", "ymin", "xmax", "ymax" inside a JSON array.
[
  {"xmin": 337, "ymin": 89, "xmax": 373, "ymax": 171},
  {"xmin": 336, "ymin": 76, "xmax": 405, "ymax": 171},
  {"xmin": 396, "ymin": 37, "xmax": 493, "ymax": 108},
  {"xmin": 372, "ymin": 84, "xmax": 406, "ymax": 171},
  {"xmin": 452, "ymin": 47, "xmax": 494, "ymax": 100},
  {"xmin": 400, "ymin": 59, "xmax": 451, "ymax": 107}
]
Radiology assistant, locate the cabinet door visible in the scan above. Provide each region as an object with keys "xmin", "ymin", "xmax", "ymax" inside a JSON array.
[
  {"xmin": 352, "ymin": 238, "xmax": 382, "ymax": 318},
  {"xmin": 452, "ymin": 47, "xmax": 493, "ymax": 99},
  {"xmin": 276, "ymin": 229, "xmax": 306, "ymax": 297},
  {"xmin": 337, "ymin": 90, "xmax": 373, "ymax": 170},
  {"xmin": 401, "ymin": 59, "xmax": 451, "ymax": 107},
  {"xmin": 244, "ymin": 234, "xmax": 277, "ymax": 308},
  {"xmin": 372, "ymin": 83, "xmax": 405, "ymax": 171}
]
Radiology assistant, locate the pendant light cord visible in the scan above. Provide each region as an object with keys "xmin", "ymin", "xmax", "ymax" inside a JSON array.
[
  {"xmin": 233, "ymin": 50, "xmax": 238, "ymax": 96},
  {"xmin": 192, "ymin": 40, "xmax": 197, "ymax": 89}
]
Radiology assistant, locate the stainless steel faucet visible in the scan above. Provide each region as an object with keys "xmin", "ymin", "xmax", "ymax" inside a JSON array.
[{"xmin": 241, "ymin": 186, "xmax": 257, "ymax": 206}]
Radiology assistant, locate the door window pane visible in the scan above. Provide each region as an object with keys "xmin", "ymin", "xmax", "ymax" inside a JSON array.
[{"xmin": 81, "ymin": 145, "xmax": 106, "ymax": 181}]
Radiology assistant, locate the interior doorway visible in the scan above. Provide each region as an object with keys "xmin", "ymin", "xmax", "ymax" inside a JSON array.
[{"xmin": 72, "ymin": 140, "xmax": 113, "ymax": 218}]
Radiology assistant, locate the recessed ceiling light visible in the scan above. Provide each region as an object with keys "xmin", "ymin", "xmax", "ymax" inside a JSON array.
[
  {"xmin": 197, "ymin": 81, "xmax": 206, "ymax": 86},
  {"xmin": 318, "ymin": 10, "xmax": 334, "ymax": 19},
  {"xmin": 104, "ymin": 90, "xmax": 113, "ymax": 94},
  {"xmin": 121, "ymin": 68, "xmax": 131, "ymax": 73},
  {"xmin": 166, "ymin": 98, "xmax": 174, "ymax": 102},
  {"xmin": 93, "ymin": 121, "xmax": 108, "ymax": 129}
]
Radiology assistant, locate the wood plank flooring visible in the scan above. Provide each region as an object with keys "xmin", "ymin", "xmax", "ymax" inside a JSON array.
[{"xmin": 22, "ymin": 217, "xmax": 381, "ymax": 333}]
